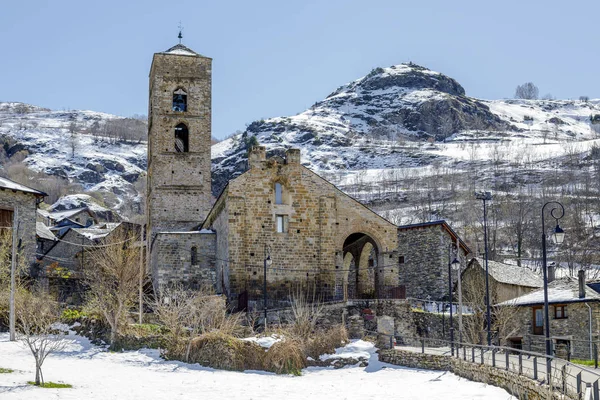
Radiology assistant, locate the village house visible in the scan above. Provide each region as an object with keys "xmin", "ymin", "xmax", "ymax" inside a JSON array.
[
  {"xmin": 36, "ymin": 221, "xmax": 140, "ymax": 303},
  {"xmin": 397, "ymin": 220, "xmax": 471, "ymax": 301},
  {"xmin": 497, "ymin": 271, "xmax": 600, "ymax": 359},
  {"xmin": 463, "ymin": 258, "xmax": 543, "ymax": 304},
  {"xmin": 0, "ymin": 176, "xmax": 46, "ymax": 269}
]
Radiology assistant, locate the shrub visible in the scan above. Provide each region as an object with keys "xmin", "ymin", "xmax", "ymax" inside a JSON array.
[
  {"xmin": 187, "ymin": 332, "xmax": 246, "ymax": 371},
  {"xmin": 61, "ymin": 309, "xmax": 87, "ymax": 323},
  {"xmin": 264, "ymin": 339, "xmax": 306, "ymax": 375}
]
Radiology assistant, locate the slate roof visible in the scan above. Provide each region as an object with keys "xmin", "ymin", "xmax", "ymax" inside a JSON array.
[
  {"xmin": 36, "ymin": 222, "xmax": 56, "ymax": 241},
  {"xmin": 469, "ymin": 258, "xmax": 543, "ymax": 288},
  {"xmin": 72, "ymin": 223, "xmax": 121, "ymax": 240},
  {"xmin": 38, "ymin": 207, "xmax": 91, "ymax": 223},
  {"xmin": 0, "ymin": 176, "xmax": 46, "ymax": 197},
  {"xmin": 498, "ymin": 277, "xmax": 600, "ymax": 306}
]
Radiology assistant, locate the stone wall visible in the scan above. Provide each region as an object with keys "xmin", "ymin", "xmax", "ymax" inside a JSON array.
[
  {"xmin": 151, "ymin": 231, "xmax": 216, "ymax": 291},
  {"xmin": 203, "ymin": 147, "xmax": 399, "ymax": 308},
  {"xmin": 397, "ymin": 223, "xmax": 468, "ymax": 301},
  {"xmin": 380, "ymin": 349, "xmax": 565, "ymax": 400}
]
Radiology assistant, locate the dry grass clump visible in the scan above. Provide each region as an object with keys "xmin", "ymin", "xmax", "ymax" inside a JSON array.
[
  {"xmin": 187, "ymin": 332, "xmax": 246, "ymax": 371},
  {"xmin": 187, "ymin": 332, "xmax": 266, "ymax": 371},
  {"xmin": 264, "ymin": 339, "xmax": 306, "ymax": 375},
  {"xmin": 303, "ymin": 325, "xmax": 349, "ymax": 360},
  {"xmin": 239, "ymin": 341, "xmax": 267, "ymax": 371}
]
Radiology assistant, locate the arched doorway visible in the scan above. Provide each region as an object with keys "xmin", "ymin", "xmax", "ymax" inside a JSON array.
[{"xmin": 342, "ymin": 233, "xmax": 380, "ymax": 299}]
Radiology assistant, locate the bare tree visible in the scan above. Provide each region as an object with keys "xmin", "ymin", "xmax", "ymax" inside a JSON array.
[
  {"xmin": 580, "ymin": 96, "xmax": 590, "ymax": 103},
  {"xmin": 16, "ymin": 289, "xmax": 67, "ymax": 386},
  {"xmin": 68, "ymin": 122, "xmax": 79, "ymax": 158},
  {"xmin": 84, "ymin": 230, "xmax": 141, "ymax": 347},
  {"xmin": 515, "ymin": 82, "xmax": 539, "ymax": 100}
]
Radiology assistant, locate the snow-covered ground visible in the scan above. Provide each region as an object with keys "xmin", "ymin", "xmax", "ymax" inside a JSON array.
[{"xmin": 0, "ymin": 333, "xmax": 514, "ymax": 399}]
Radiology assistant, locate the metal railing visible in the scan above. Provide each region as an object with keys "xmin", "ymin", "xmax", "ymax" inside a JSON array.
[{"xmin": 389, "ymin": 335, "xmax": 600, "ymax": 399}]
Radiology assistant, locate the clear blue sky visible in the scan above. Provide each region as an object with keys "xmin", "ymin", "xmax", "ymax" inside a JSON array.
[{"xmin": 1, "ymin": 0, "xmax": 598, "ymax": 139}]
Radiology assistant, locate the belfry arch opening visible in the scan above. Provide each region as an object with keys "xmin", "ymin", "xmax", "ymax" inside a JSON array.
[
  {"xmin": 342, "ymin": 232, "xmax": 379, "ymax": 299},
  {"xmin": 172, "ymin": 88, "xmax": 187, "ymax": 112},
  {"xmin": 175, "ymin": 123, "xmax": 189, "ymax": 152}
]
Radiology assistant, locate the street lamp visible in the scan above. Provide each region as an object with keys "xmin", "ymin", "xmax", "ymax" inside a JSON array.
[
  {"xmin": 475, "ymin": 191, "xmax": 492, "ymax": 346},
  {"xmin": 541, "ymin": 201, "xmax": 565, "ymax": 375},
  {"xmin": 263, "ymin": 245, "xmax": 272, "ymax": 331},
  {"xmin": 448, "ymin": 248, "xmax": 460, "ymax": 355}
]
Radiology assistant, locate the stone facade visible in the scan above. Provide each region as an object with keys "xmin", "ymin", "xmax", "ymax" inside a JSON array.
[
  {"xmin": 203, "ymin": 147, "xmax": 399, "ymax": 308},
  {"xmin": 0, "ymin": 187, "xmax": 43, "ymax": 268},
  {"xmin": 397, "ymin": 221, "xmax": 470, "ymax": 301},
  {"xmin": 510, "ymin": 301, "xmax": 600, "ymax": 359},
  {"xmin": 150, "ymin": 232, "xmax": 216, "ymax": 290},
  {"xmin": 146, "ymin": 44, "xmax": 213, "ymax": 290}
]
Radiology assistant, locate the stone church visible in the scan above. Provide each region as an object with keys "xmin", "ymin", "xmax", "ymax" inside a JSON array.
[{"xmin": 146, "ymin": 42, "xmax": 464, "ymax": 309}]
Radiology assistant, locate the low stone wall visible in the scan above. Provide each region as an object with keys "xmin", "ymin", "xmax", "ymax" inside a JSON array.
[{"xmin": 380, "ymin": 349, "xmax": 567, "ymax": 400}]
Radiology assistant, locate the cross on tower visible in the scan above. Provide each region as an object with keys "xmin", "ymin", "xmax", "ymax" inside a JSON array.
[{"xmin": 178, "ymin": 21, "xmax": 183, "ymax": 44}]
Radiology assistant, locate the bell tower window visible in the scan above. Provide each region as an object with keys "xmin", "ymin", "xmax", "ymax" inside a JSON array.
[
  {"xmin": 173, "ymin": 88, "xmax": 187, "ymax": 112},
  {"xmin": 175, "ymin": 123, "xmax": 189, "ymax": 152}
]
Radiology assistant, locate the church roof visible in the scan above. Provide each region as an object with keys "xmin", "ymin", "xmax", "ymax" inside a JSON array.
[{"xmin": 160, "ymin": 44, "xmax": 207, "ymax": 58}]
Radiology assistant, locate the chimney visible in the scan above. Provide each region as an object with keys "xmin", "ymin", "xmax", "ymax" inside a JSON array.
[
  {"xmin": 285, "ymin": 148, "xmax": 301, "ymax": 164},
  {"xmin": 578, "ymin": 269, "xmax": 586, "ymax": 299},
  {"xmin": 248, "ymin": 146, "xmax": 266, "ymax": 169}
]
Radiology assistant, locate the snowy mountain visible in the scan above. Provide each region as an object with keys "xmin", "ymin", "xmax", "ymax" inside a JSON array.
[
  {"xmin": 2, "ymin": 62, "xmax": 600, "ymax": 212},
  {"xmin": 211, "ymin": 63, "xmax": 600, "ymax": 196}
]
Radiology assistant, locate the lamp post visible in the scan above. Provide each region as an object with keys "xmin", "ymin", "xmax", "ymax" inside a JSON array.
[
  {"xmin": 448, "ymin": 245, "xmax": 460, "ymax": 356},
  {"xmin": 263, "ymin": 244, "xmax": 272, "ymax": 331},
  {"xmin": 541, "ymin": 201, "xmax": 565, "ymax": 376},
  {"xmin": 475, "ymin": 191, "xmax": 492, "ymax": 346}
]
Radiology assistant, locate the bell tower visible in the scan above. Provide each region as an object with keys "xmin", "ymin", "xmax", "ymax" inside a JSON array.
[{"xmin": 146, "ymin": 43, "xmax": 212, "ymax": 241}]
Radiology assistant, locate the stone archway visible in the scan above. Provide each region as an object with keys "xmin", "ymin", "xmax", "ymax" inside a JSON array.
[{"xmin": 342, "ymin": 232, "xmax": 380, "ymax": 299}]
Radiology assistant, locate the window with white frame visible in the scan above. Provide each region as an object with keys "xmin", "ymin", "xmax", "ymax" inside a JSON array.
[{"xmin": 276, "ymin": 215, "xmax": 287, "ymax": 233}]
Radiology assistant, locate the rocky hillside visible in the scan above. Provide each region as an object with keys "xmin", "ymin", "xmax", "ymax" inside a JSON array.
[
  {"xmin": 3, "ymin": 62, "xmax": 600, "ymax": 213},
  {"xmin": 211, "ymin": 63, "xmax": 600, "ymax": 196}
]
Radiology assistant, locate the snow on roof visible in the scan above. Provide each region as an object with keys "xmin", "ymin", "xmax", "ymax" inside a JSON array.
[
  {"xmin": 36, "ymin": 222, "xmax": 56, "ymax": 241},
  {"xmin": 50, "ymin": 194, "xmax": 110, "ymax": 214},
  {"xmin": 161, "ymin": 44, "xmax": 203, "ymax": 57},
  {"xmin": 0, "ymin": 176, "xmax": 45, "ymax": 197},
  {"xmin": 498, "ymin": 277, "xmax": 600, "ymax": 306},
  {"xmin": 47, "ymin": 207, "xmax": 91, "ymax": 222},
  {"xmin": 470, "ymin": 258, "xmax": 543, "ymax": 288},
  {"xmin": 73, "ymin": 222, "xmax": 121, "ymax": 240}
]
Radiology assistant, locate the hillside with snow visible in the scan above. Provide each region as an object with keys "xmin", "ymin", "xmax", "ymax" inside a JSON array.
[
  {"xmin": 0, "ymin": 102, "xmax": 146, "ymax": 214},
  {"xmin": 2, "ymin": 62, "xmax": 600, "ymax": 216},
  {"xmin": 211, "ymin": 63, "xmax": 600, "ymax": 195}
]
